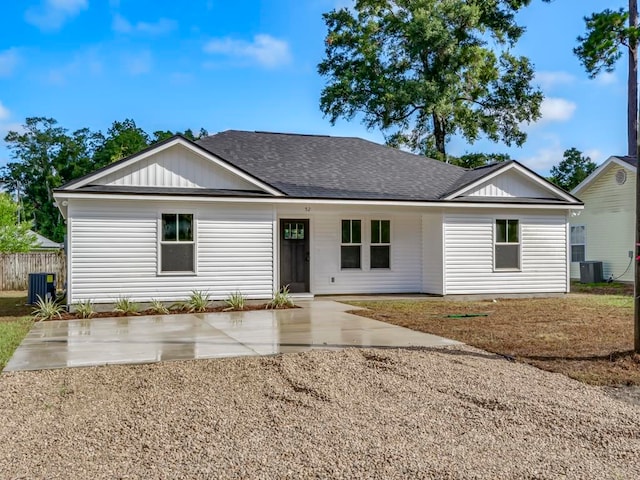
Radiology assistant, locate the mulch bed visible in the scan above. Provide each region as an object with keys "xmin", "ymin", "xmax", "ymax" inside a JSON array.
[{"xmin": 54, "ymin": 303, "xmax": 298, "ymax": 321}]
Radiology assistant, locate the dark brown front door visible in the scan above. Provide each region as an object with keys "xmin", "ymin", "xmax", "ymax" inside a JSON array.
[{"xmin": 280, "ymin": 219, "xmax": 310, "ymax": 293}]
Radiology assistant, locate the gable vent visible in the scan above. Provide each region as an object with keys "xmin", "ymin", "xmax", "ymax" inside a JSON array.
[{"xmin": 615, "ymin": 169, "xmax": 627, "ymax": 185}]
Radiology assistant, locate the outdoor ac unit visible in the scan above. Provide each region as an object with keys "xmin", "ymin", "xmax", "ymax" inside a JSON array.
[
  {"xmin": 27, "ymin": 273, "xmax": 56, "ymax": 305},
  {"xmin": 579, "ymin": 261, "xmax": 603, "ymax": 284}
]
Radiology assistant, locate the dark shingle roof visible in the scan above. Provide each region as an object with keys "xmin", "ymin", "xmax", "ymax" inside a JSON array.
[
  {"xmin": 614, "ymin": 156, "xmax": 637, "ymax": 168},
  {"xmin": 196, "ymin": 130, "xmax": 468, "ymax": 201}
]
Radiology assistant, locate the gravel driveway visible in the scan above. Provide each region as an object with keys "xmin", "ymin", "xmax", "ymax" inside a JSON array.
[{"xmin": 1, "ymin": 346, "xmax": 639, "ymax": 479}]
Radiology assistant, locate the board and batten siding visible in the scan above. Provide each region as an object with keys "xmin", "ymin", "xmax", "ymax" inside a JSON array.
[
  {"xmin": 96, "ymin": 144, "xmax": 260, "ymax": 191},
  {"xmin": 68, "ymin": 199, "xmax": 274, "ymax": 303},
  {"xmin": 462, "ymin": 169, "xmax": 554, "ymax": 198},
  {"xmin": 443, "ymin": 212, "xmax": 568, "ymax": 294},
  {"xmin": 277, "ymin": 205, "xmax": 424, "ymax": 294},
  {"xmin": 569, "ymin": 163, "xmax": 635, "ymax": 282}
]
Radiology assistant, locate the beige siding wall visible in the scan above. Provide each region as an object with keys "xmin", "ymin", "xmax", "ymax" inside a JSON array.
[
  {"xmin": 444, "ymin": 211, "xmax": 568, "ymax": 294},
  {"xmin": 570, "ymin": 163, "xmax": 635, "ymax": 282},
  {"xmin": 68, "ymin": 199, "xmax": 274, "ymax": 304}
]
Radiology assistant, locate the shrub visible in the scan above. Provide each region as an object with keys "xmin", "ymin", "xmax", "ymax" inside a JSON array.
[
  {"xmin": 224, "ymin": 290, "xmax": 246, "ymax": 311},
  {"xmin": 266, "ymin": 285, "xmax": 294, "ymax": 309},
  {"xmin": 184, "ymin": 290, "xmax": 211, "ymax": 313},
  {"xmin": 113, "ymin": 297, "xmax": 140, "ymax": 315},
  {"xmin": 74, "ymin": 300, "xmax": 95, "ymax": 319},
  {"xmin": 149, "ymin": 299, "xmax": 169, "ymax": 315},
  {"xmin": 32, "ymin": 296, "xmax": 65, "ymax": 321}
]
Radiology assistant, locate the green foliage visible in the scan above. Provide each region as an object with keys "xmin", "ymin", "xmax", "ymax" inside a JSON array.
[
  {"xmin": 74, "ymin": 300, "xmax": 95, "ymax": 319},
  {"xmin": 0, "ymin": 193, "xmax": 37, "ymax": 253},
  {"xmin": 32, "ymin": 296, "xmax": 65, "ymax": 321},
  {"xmin": 266, "ymin": 285, "xmax": 294, "ymax": 309},
  {"xmin": 318, "ymin": 0, "xmax": 543, "ymax": 159},
  {"xmin": 449, "ymin": 152, "xmax": 511, "ymax": 169},
  {"xmin": 548, "ymin": 148, "xmax": 597, "ymax": 192},
  {"xmin": 152, "ymin": 128, "xmax": 209, "ymax": 143},
  {"xmin": 183, "ymin": 290, "xmax": 211, "ymax": 313},
  {"xmin": 0, "ymin": 318, "xmax": 33, "ymax": 371},
  {"xmin": 149, "ymin": 299, "xmax": 170, "ymax": 315},
  {"xmin": 224, "ymin": 290, "xmax": 246, "ymax": 311},
  {"xmin": 113, "ymin": 297, "xmax": 140, "ymax": 315},
  {"xmin": 574, "ymin": 9, "xmax": 637, "ymax": 78},
  {"xmin": 1, "ymin": 118, "xmax": 209, "ymax": 242}
]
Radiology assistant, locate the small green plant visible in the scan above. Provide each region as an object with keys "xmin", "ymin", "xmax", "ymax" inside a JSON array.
[
  {"xmin": 184, "ymin": 290, "xmax": 211, "ymax": 313},
  {"xmin": 113, "ymin": 297, "xmax": 140, "ymax": 315},
  {"xmin": 266, "ymin": 285, "xmax": 294, "ymax": 309},
  {"xmin": 224, "ymin": 290, "xmax": 246, "ymax": 311},
  {"xmin": 149, "ymin": 299, "xmax": 169, "ymax": 314},
  {"xmin": 32, "ymin": 296, "xmax": 65, "ymax": 321},
  {"xmin": 74, "ymin": 300, "xmax": 95, "ymax": 319}
]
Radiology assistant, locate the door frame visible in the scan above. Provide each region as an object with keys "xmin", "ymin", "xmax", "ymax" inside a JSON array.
[{"xmin": 276, "ymin": 216, "xmax": 313, "ymax": 294}]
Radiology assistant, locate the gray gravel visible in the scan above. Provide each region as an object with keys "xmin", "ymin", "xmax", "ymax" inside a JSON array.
[{"xmin": 1, "ymin": 346, "xmax": 639, "ymax": 479}]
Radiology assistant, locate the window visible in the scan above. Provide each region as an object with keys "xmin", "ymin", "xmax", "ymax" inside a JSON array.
[
  {"xmin": 370, "ymin": 220, "xmax": 390, "ymax": 268},
  {"xmin": 341, "ymin": 220, "xmax": 361, "ymax": 269},
  {"xmin": 160, "ymin": 213, "xmax": 194, "ymax": 273},
  {"xmin": 495, "ymin": 219, "xmax": 520, "ymax": 270},
  {"xmin": 570, "ymin": 225, "xmax": 586, "ymax": 263}
]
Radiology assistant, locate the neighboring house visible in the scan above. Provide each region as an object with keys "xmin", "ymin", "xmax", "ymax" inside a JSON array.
[
  {"xmin": 570, "ymin": 156, "xmax": 636, "ymax": 283},
  {"xmin": 28, "ymin": 230, "xmax": 62, "ymax": 250},
  {"xmin": 53, "ymin": 131, "xmax": 582, "ymax": 305}
]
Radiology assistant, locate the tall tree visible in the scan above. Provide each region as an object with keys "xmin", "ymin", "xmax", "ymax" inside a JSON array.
[
  {"xmin": 450, "ymin": 152, "xmax": 511, "ymax": 169},
  {"xmin": 152, "ymin": 127, "xmax": 209, "ymax": 143},
  {"xmin": 0, "ymin": 193, "xmax": 37, "ymax": 253},
  {"xmin": 318, "ymin": 0, "xmax": 543, "ymax": 160},
  {"xmin": 548, "ymin": 148, "xmax": 597, "ymax": 192},
  {"xmin": 93, "ymin": 119, "xmax": 150, "ymax": 166},
  {"xmin": 574, "ymin": 2, "xmax": 639, "ymax": 156}
]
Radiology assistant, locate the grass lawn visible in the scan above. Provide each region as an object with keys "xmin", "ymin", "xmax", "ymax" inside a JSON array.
[
  {"xmin": 350, "ymin": 294, "xmax": 640, "ymax": 386},
  {"xmin": 0, "ymin": 292, "xmax": 33, "ymax": 371}
]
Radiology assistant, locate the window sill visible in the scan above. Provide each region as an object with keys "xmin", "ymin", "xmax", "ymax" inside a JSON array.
[
  {"xmin": 493, "ymin": 268, "xmax": 521, "ymax": 272},
  {"xmin": 157, "ymin": 272, "xmax": 197, "ymax": 277}
]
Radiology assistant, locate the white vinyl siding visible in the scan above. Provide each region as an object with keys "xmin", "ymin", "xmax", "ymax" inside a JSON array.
[
  {"xmin": 97, "ymin": 144, "xmax": 261, "ymax": 191},
  {"xmin": 422, "ymin": 212, "xmax": 443, "ymax": 295},
  {"xmin": 570, "ymin": 163, "xmax": 635, "ymax": 282},
  {"xmin": 68, "ymin": 199, "xmax": 273, "ymax": 303},
  {"xmin": 462, "ymin": 169, "xmax": 555, "ymax": 198},
  {"xmin": 277, "ymin": 206, "xmax": 422, "ymax": 294},
  {"xmin": 444, "ymin": 212, "xmax": 568, "ymax": 294}
]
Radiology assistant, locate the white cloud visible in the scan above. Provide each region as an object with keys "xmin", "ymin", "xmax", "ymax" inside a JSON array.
[
  {"xmin": 594, "ymin": 71, "xmax": 617, "ymax": 86},
  {"xmin": 521, "ymin": 142, "xmax": 564, "ymax": 173},
  {"xmin": 0, "ymin": 49, "xmax": 19, "ymax": 77},
  {"xmin": 203, "ymin": 34, "xmax": 292, "ymax": 68},
  {"xmin": 122, "ymin": 50, "xmax": 152, "ymax": 75},
  {"xmin": 112, "ymin": 14, "xmax": 177, "ymax": 35},
  {"xmin": 0, "ymin": 101, "xmax": 10, "ymax": 121},
  {"xmin": 538, "ymin": 97, "xmax": 577, "ymax": 124},
  {"xmin": 45, "ymin": 48, "xmax": 102, "ymax": 85},
  {"xmin": 584, "ymin": 149, "xmax": 603, "ymax": 163},
  {"xmin": 25, "ymin": 0, "xmax": 88, "ymax": 31},
  {"xmin": 535, "ymin": 71, "xmax": 575, "ymax": 91}
]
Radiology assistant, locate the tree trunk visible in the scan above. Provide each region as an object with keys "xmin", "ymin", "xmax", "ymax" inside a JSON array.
[
  {"xmin": 433, "ymin": 114, "xmax": 446, "ymax": 160},
  {"xmin": 632, "ymin": 0, "xmax": 640, "ymax": 352}
]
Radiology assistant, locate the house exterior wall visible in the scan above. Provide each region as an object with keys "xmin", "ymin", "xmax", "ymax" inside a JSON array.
[
  {"xmin": 443, "ymin": 210, "xmax": 568, "ymax": 294},
  {"xmin": 67, "ymin": 198, "xmax": 274, "ymax": 304},
  {"xmin": 462, "ymin": 170, "xmax": 554, "ymax": 198},
  {"xmin": 422, "ymin": 212, "xmax": 444, "ymax": 295},
  {"xmin": 276, "ymin": 205, "xmax": 427, "ymax": 294},
  {"xmin": 570, "ymin": 163, "xmax": 635, "ymax": 282},
  {"xmin": 96, "ymin": 144, "xmax": 260, "ymax": 191}
]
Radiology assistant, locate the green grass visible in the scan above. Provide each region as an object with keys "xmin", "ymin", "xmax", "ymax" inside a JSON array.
[{"xmin": 0, "ymin": 317, "xmax": 33, "ymax": 371}]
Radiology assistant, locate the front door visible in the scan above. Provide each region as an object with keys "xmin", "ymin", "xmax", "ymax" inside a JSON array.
[{"xmin": 279, "ymin": 219, "xmax": 310, "ymax": 293}]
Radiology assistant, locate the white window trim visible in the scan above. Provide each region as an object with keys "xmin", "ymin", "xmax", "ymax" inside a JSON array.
[
  {"xmin": 157, "ymin": 212, "xmax": 198, "ymax": 276},
  {"xmin": 340, "ymin": 219, "xmax": 363, "ymax": 270},
  {"xmin": 370, "ymin": 219, "xmax": 391, "ymax": 270},
  {"xmin": 493, "ymin": 218, "xmax": 521, "ymax": 272},
  {"xmin": 570, "ymin": 224, "xmax": 586, "ymax": 263}
]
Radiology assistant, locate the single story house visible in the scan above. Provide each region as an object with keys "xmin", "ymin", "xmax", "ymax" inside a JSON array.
[
  {"xmin": 27, "ymin": 230, "xmax": 63, "ymax": 250},
  {"xmin": 570, "ymin": 155, "xmax": 636, "ymax": 282},
  {"xmin": 53, "ymin": 131, "xmax": 582, "ymax": 305}
]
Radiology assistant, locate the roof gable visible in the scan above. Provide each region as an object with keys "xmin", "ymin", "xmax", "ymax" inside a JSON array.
[
  {"xmin": 60, "ymin": 136, "xmax": 282, "ymax": 195},
  {"xmin": 444, "ymin": 161, "xmax": 578, "ymax": 203},
  {"xmin": 572, "ymin": 156, "xmax": 637, "ymax": 196}
]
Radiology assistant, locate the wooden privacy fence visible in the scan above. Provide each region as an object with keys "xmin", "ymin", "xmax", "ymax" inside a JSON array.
[{"xmin": 0, "ymin": 252, "xmax": 66, "ymax": 291}]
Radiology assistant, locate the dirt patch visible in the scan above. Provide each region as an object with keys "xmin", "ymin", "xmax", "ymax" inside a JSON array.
[
  {"xmin": 349, "ymin": 295, "xmax": 640, "ymax": 386},
  {"xmin": 570, "ymin": 281, "xmax": 634, "ymax": 296},
  {"xmin": 1, "ymin": 348, "xmax": 639, "ymax": 479}
]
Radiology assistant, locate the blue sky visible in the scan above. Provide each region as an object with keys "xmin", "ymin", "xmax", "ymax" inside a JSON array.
[{"xmin": 0, "ymin": 0, "xmax": 632, "ymax": 175}]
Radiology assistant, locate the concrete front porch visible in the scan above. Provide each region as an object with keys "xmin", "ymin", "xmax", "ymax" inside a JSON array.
[{"xmin": 4, "ymin": 301, "xmax": 459, "ymax": 372}]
